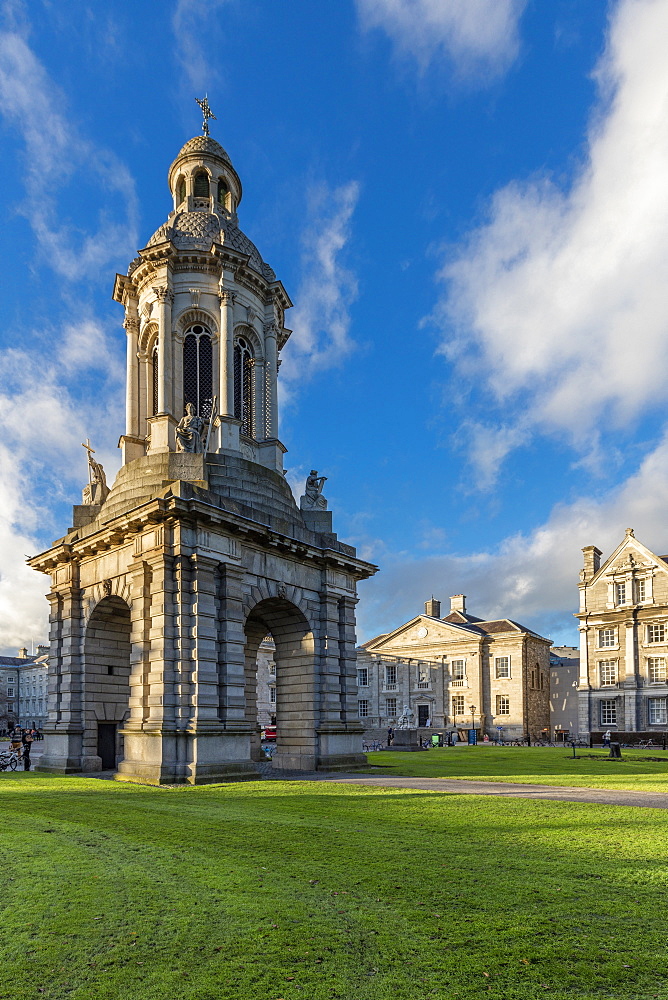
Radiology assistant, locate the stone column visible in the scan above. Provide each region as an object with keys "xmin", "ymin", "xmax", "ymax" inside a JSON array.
[
  {"xmin": 264, "ymin": 322, "xmax": 279, "ymax": 439},
  {"xmin": 154, "ymin": 286, "xmax": 173, "ymax": 415},
  {"xmin": 316, "ymin": 590, "xmax": 365, "ymax": 771},
  {"xmin": 123, "ymin": 307, "xmax": 140, "ymax": 437},
  {"xmin": 578, "ymin": 625, "xmax": 591, "ymax": 735},
  {"xmin": 38, "ymin": 564, "xmax": 85, "ymax": 774},
  {"xmin": 219, "ymin": 290, "xmax": 236, "ymax": 417}
]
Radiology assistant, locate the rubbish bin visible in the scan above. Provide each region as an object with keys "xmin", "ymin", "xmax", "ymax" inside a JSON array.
[
  {"xmin": 609, "ymin": 741, "xmax": 622, "ymax": 758},
  {"xmin": 432, "ymin": 733, "xmax": 442, "ymax": 747}
]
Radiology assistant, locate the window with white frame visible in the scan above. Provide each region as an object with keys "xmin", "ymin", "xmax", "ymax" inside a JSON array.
[
  {"xmin": 452, "ymin": 694, "xmax": 465, "ymax": 716},
  {"xmin": 648, "ymin": 623, "xmax": 666, "ymax": 644},
  {"xmin": 268, "ymin": 662, "xmax": 276, "ymax": 676},
  {"xmin": 599, "ymin": 660, "xmax": 617, "ymax": 686},
  {"xmin": 417, "ymin": 664, "xmax": 430, "ymax": 688},
  {"xmin": 7, "ymin": 703, "xmax": 13, "ymax": 713},
  {"xmin": 495, "ymin": 656, "xmax": 511, "ymax": 678},
  {"xmin": 358, "ymin": 700, "xmax": 370, "ymax": 718},
  {"xmin": 649, "ymin": 697, "xmax": 668, "ymax": 725},
  {"xmin": 636, "ymin": 579, "xmax": 646, "ymax": 602},
  {"xmin": 598, "ymin": 628, "xmax": 616, "ymax": 648},
  {"xmin": 496, "ymin": 695, "xmax": 510, "ymax": 715},
  {"xmin": 648, "ymin": 657, "xmax": 666, "ymax": 683},
  {"xmin": 600, "ymin": 700, "xmax": 617, "ymax": 725},
  {"xmin": 269, "ymin": 687, "xmax": 276, "ymax": 704},
  {"xmin": 385, "ymin": 664, "xmax": 397, "ymax": 686},
  {"xmin": 616, "ymin": 582, "xmax": 627, "ymax": 605},
  {"xmin": 7, "ymin": 675, "xmax": 14, "ymax": 683},
  {"xmin": 452, "ymin": 659, "xmax": 466, "ymax": 682},
  {"xmin": 357, "ymin": 667, "xmax": 369, "ymax": 687},
  {"xmin": 385, "ymin": 698, "xmax": 397, "ymax": 716},
  {"xmin": 7, "ymin": 687, "xmax": 13, "ymax": 697}
]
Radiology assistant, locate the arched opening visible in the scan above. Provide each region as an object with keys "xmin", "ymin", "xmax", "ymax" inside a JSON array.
[
  {"xmin": 243, "ymin": 598, "xmax": 317, "ymax": 770},
  {"xmin": 194, "ymin": 171, "xmax": 209, "ymax": 198},
  {"xmin": 176, "ymin": 176, "xmax": 186, "ymax": 206},
  {"xmin": 183, "ymin": 324, "xmax": 213, "ymax": 418},
  {"xmin": 151, "ymin": 342, "xmax": 159, "ymax": 415},
  {"xmin": 234, "ymin": 335, "xmax": 254, "ymax": 437},
  {"xmin": 83, "ymin": 596, "xmax": 131, "ymax": 770},
  {"xmin": 217, "ymin": 178, "xmax": 228, "ymax": 208}
]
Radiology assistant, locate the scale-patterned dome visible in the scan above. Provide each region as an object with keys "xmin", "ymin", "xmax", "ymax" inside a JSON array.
[
  {"xmin": 144, "ymin": 211, "xmax": 276, "ymax": 282},
  {"xmin": 175, "ymin": 135, "xmax": 232, "ymax": 165}
]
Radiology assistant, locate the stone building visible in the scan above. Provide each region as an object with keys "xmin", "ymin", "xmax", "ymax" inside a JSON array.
[
  {"xmin": 549, "ymin": 646, "xmax": 579, "ymax": 737},
  {"xmin": 29, "ymin": 115, "xmax": 376, "ymax": 783},
  {"xmin": 357, "ymin": 596, "xmax": 550, "ymax": 740},
  {"xmin": 576, "ymin": 529, "xmax": 668, "ymax": 736},
  {"xmin": 256, "ymin": 636, "xmax": 277, "ymax": 728},
  {"xmin": 0, "ymin": 647, "xmax": 49, "ymax": 733}
]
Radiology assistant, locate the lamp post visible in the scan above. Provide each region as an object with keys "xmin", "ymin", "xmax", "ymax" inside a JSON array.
[{"xmin": 469, "ymin": 704, "xmax": 476, "ymax": 729}]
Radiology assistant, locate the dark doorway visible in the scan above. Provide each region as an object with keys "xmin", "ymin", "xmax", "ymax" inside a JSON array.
[
  {"xmin": 97, "ymin": 723, "xmax": 117, "ymax": 769},
  {"xmin": 418, "ymin": 705, "xmax": 429, "ymax": 727}
]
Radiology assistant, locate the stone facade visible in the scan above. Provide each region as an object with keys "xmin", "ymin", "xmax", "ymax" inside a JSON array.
[
  {"xmin": 0, "ymin": 647, "xmax": 49, "ymax": 733},
  {"xmin": 576, "ymin": 529, "xmax": 668, "ymax": 736},
  {"xmin": 357, "ymin": 596, "xmax": 550, "ymax": 740},
  {"xmin": 30, "ymin": 129, "xmax": 376, "ymax": 784}
]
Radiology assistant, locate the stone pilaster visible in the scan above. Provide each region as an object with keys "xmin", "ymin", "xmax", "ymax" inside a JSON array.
[
  {"xmin": 316, "ymin": 591, "xmax": 365, "ymax": 770},
  {"xmin": 38, "ymin": 565, "xmax": 85, "ymax": 774},
  {"xmin": 219, "ymin": 289, "xmax": 236, "ymax": 417}
]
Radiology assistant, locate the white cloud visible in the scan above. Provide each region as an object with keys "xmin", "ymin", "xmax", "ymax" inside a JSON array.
[
  {"xmin": 281, "ymin": 181, "xmax": 360, "ymax": 389},
  {"xmin": 436, "ymin": 0, "xmax": 668, "ymax": 479},
  {"xmin": 0, "ymin": 28, "xmax": 138, "ymax": 278},
  {"xmin": 357, "ymin": 427, "xmax": 668, "ymax": 646},
  {"xmin": 356, "ymin": 0, "xmax": 527, "ymax": 78},
  {"xmin": 172, "ymin": 0, "xmax": 228, "ymax": 94},
  {"xmin": 0, "ymin": 326, "xmax": 124, "ymax": 655}
]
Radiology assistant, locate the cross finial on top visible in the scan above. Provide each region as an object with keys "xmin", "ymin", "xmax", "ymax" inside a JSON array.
[{"xmin": 196, "ymin": 95, "xmax": 216, "ymax": 136}]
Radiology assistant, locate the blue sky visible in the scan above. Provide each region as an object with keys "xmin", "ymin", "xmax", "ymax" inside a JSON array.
[{"xmin": 1, "ymin": 0, "xmax": 667, "ymax": 653}]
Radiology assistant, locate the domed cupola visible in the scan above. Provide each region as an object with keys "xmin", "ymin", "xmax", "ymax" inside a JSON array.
[{"xmin": 113, "ymin": 98, "xmax": 292, "ymax": 474}]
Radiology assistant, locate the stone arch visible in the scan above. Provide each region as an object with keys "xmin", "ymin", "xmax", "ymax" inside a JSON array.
[
  {"xmin": 139, "ymin": 320, "xmax": 159, "ymax": 355},
  {"xmin": 233, "ymin": 321, "xmax": 263, "ymax": 360},
  {"xmin": 175, "ymin": 308, "xmax": 219, "ymax": 340},
  {"xmin": 243, "ymin": 595, "xmax": 317, "ymax": 771},
  {"xmin": 82, "ymin": 595, "xmax": 131, "ymax": 771}
]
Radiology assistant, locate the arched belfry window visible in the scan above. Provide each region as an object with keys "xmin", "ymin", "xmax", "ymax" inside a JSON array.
[
  {"xmin": 151, "ymin": 342, "xmax": 159, "ymax": 416},
  {"xmin": 194, "ymin": 171, "xmax": 209, "ymax": 198},
  {"xmin": 183, "ymin": 325, "xmax": 213, "ymax": 418},
  {"xmin": 234, "ymin": 336, "xmax": 254, "ymax": 437},
  {"xmin": 217, "ymin": 178, "xmax": 228, "ymax": 207},
  {"xmin": 176, "ymin": 177, "xmax": 186, "ymax": 206}
]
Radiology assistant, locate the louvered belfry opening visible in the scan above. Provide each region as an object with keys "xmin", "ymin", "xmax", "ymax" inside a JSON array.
[
  {"xmin": 183, "ymin": 325, "xmax": 213, "ymax": 418},
  {"xmin": 234, "ymin": 335, "xmax": 254, "ymax": 437}
]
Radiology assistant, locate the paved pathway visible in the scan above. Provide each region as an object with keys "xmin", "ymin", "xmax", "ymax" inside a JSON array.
[{"xmin": 308, "ymin": 773, "xmax": 668, "ymax": 810}]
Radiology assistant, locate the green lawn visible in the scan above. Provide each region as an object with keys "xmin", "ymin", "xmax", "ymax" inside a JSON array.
[
  {"xmin": 2, "ymin": 773, "xmax": 668, "ymax": 999},
  {"xmin": 364, "ymin": 745, "xmax": 668, "ymax": 792}
]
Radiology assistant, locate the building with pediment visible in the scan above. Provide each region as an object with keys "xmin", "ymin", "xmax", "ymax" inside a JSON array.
[
  {"xmin": 576, "ymin": 529, "xmax": 668, "ymax": 735},
  {"xmin": 29, "ymin": 120, "xmax": 376, "ymax": 783},
  {"xmin": 356, "ymin": 596, "xmax": 550, "ymax": 740}
]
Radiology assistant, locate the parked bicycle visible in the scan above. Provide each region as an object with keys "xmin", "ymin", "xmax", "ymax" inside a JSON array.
[
  {"xmin": 0, "ymin": 748, "xmax": 22, "ymax": 771},
  {"xmin": 363, "ymin": 740, "xmax": 383, "ymax": 752}
]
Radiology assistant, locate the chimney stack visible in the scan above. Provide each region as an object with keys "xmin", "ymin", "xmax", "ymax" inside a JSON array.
[
  {"xmin": 36, "ymin": 644, "xmax": 49, "ymax": 656},
  {"xmin": 450, "ymin": 595, "xmax": 466, "ymax": 614},
  {"xmin": 582, "ymin": 546, "xmax": 602, "ymax": 581},
  {"xmin": 17, "ymin": 647, "xmax": 28, "ymax": 659},
  {"xmin": 424, "ymin": 597, "xmax": 441, "ymax": 618}
]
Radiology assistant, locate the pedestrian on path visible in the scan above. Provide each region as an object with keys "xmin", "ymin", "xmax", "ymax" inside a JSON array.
[{"xmin": 21, "ymin": 729, "xmax": 33, "ymax": 771}]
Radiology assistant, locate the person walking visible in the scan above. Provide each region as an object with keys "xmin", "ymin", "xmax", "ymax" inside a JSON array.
[
  {"xmin": 21, "ymin": 729, "xmax": 33, "ymax": 771},
  {"xmin": 387, "ymin": 726, "xmax": 394, "ymax": 747}
]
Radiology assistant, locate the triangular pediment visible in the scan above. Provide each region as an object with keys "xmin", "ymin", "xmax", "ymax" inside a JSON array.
[
  {"xmin": 592, "ymin": 531, "xmax": 668, "ymax": 585},
  {"xmin": 364, "ymin": 615, "xmax": 480, "ymax": 654}
]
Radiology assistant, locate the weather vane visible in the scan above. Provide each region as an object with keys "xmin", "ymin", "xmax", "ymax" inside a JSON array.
[{"xmin": 196, "ymin": 96, "xmax": 216, "ymax": 137}]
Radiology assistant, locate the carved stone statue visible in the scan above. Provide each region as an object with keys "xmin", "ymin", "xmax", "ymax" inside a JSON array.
[
  {"xmin": 81, "ymin": 439, "xmax": 110, "ymax": 505},
  {"xmin": 300, "ymin": 470, "xmax": 328, "ymax": 511},
  {"xmin": 176, "ymin": 403, "xmax": 204, "ymax": 453},
  {"xmin": 397, "ymin": 705, "xmax": 415, "ymax": 729}
]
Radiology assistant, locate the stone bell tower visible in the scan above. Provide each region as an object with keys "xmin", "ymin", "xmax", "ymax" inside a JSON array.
[{"xmin": 30, "ymin": 114, "xmax": 377, "ymax": 784}]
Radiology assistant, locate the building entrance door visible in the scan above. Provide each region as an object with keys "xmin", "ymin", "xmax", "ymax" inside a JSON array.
[
  {"xmin": 418, "ymin": 705, "xmax": 429, "ymax": 727},
  {"xmin": 97, "ymin": 724, "xmax": 117, "ymax": 769}
]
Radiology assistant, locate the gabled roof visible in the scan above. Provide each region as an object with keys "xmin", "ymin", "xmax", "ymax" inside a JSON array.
[
  {"xmin": 588, "ymin": 531, "xmax": 668, "ymax": 588},
  {"xmin": 360, "ymin": 608, "xmax": 549, "ymax": 653}
]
